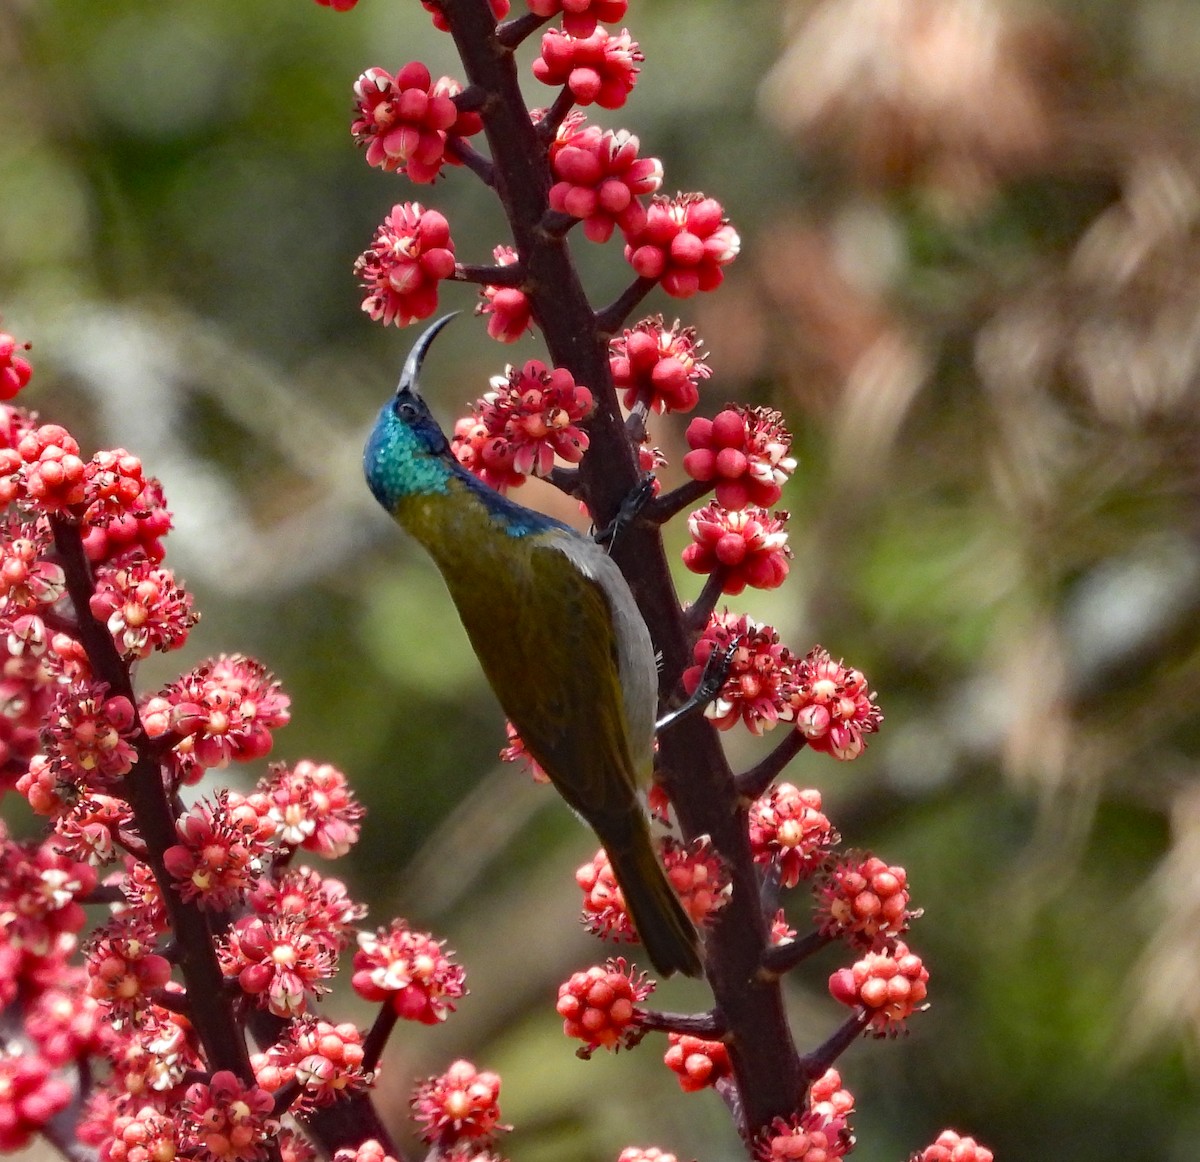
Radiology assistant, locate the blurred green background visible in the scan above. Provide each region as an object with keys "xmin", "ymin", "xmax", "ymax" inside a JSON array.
[{"xmin": 4, "ymin": 0, "xmax": 1200, "ymax": 1159}]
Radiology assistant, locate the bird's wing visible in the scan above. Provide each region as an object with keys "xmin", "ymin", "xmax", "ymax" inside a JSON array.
[{"xmin": 451, "ymin": 535, "xmax": 643, "ymax": 824}]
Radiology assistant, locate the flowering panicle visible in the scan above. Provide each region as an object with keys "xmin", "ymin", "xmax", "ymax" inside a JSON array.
[
  {"xmin": 352, "ymin": 919, "xmax": 467, "ymax": 1024},
  {"xmin": 255, "ymin": 1019, "xmax": 370, "ymax": 1109},
  {"xmin": 683, "ymin": 611, "xmax": 796, "ymax": 733},
  {"xmin": 478, "ymin": 246, "xmax": 533, "ymax": 343},
  {"xmin": 220, "ymin": 912, "xmax": 336, "ymax": 1017},
  {"xmin": 179, "ymin": 1071, "xmax": 277, "ymax": 1162},
  {"xmin": 663, "ymin": 1033, "xmax": 732, "ymax": 1092},
  {"xmin": 829, "ymin": 940, "xmax": 930, "ymax": 1035},
  {"xmin": 356, "ymin": 203, "xmax": 456, "ymax": 327},
  {"xmin": 528, "ymin": 0, "xmax": 628, "ymax": 38},
  {"xmin": 89, "ymin": 557, "xmax": 196, "ymax": 659},
  {"xmin": 609, "ymin": 317, "xmax": 710, "ymax": 414},
  {"xmin": 790, "ymin": 647, "xmax": 882, "ymax": 761},
  {"xmin": 259, "ymin": 759, "xmax": 364, "ymax": 858},
  {"xmin": 0, "ymin": 331, "xmax": 33, "ymax": 401},
  {"xmin": 533, "ymin": 27, "xmax": 643, "ymax": 109},
  {"xmin": 683, "ymin": 406, "xmax": 797, "ymax": 510},
  {"xmin": 756, "ymin": 1111, "xmax": 854, "ymax": 1162},
  {"xmin": 816, "ymin": 854, "xmax": 917, "ymax": 949},
  {"xmin": 43, "ymin": 681, "xmax": 138, "ymax": 786},
  {"xmin": 248, "ymin": 866, "xmax": 365, "ymax": 950},
  {"xmin": 556, "ymin": 958, "xmax": 652, "ymax": 1055},
  {"xmin": 748, "ymin": 784, "xmax": 838, "ymax": 889},
  {"xmin": 624, "ymin": 194, "xmax": 740, "ymax": 297},
  {"xmin": 451, "ymin": 360, "xmax": 593, "ymax": 488},
  {"xmin": 84, "ymin": 915, "xmax": 172, "ymax": 1017},
  {"xmin": 683, "ymin": 504, "xmax": 791, "ymax": 594},
  {"xmin": 411, "ymin": 1059, "xmax": 509, "ymax": 1147}
]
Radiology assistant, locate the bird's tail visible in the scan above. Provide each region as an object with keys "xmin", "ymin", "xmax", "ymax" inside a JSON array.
[{"xmin": 603, "ymin": 818, "xmax": 704, "ymax": 979}]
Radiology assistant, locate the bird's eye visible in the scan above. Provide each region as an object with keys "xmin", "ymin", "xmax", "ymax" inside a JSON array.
[{"xmin": 395, "ymin": 399, "xmax": 419, "ymax": 423}]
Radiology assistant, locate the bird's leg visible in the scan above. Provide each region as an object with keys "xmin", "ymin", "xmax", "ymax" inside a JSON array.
[
  {"xmin": 593, "ymin": 473, "xmax": 658, "ymax": 551},
  {"xmin": 655, "ymin": 640, "xmax": 739, "ymax": 734}
]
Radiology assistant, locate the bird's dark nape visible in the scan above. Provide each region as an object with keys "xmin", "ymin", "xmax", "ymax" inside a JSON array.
[{"xmin": 397, "ymin": 311, "xmax": 461, "ymax": 398}]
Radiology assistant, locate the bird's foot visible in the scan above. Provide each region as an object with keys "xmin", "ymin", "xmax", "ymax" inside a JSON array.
[
  {"xmin": 594, "ymin": 474, "xmax": 657, "ymax": 550},
  {"xmin": 655, "ymin": 639, "xmax": 739, "ymax": 734}
]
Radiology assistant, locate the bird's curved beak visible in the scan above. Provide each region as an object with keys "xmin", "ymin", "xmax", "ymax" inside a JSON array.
[{"xmin": 396, "ymin": 312, "xmax": 460, "ymax": 399}]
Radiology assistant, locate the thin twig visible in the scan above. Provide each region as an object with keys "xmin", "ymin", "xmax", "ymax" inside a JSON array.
[
  {"xmin": 735, "ymin": 732, "xmax": 809, "ymax": 801},
  {"xmin": 595, "ymin": 276, "xmax": 658, "ymax": 336}
]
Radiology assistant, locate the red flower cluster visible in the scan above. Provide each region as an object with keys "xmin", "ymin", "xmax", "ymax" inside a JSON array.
[
  {"xmin": 351, "ymin": 919, "xmax": 467, "ymax": 1024},
  {"xmin": 624, "ymin": 194, "xmax": 740, "ymax": 298},
  {"xmin": 451, "ymin": 360, "xmax": 593, "ymax": 489},
  {"xmin": 533, "ymin": 27, "xmax": 643, "ymax": 109},
  {"xmin": 255, "ymin": 1019, "xmax": 369, "ymax": 1109},
  {"xmin": 355, "ymin": 203, "xmax": 456, "ymax": 327},
  {"xmin": 683, "ymin": 611, "xmax": 796, "ymax": 733},
  {"xmin": 0, "ymin": 331, "xmax": 32, "ymax": 401},
  {"xmin": 756, "ymin": 1111, "xmax": 854, "ymax": 1162},
  {"xmin": 609, "ymin": 316, "xmax": 710, "ymax": 414},
  {"xmin": 790, "ymin": 647, "xmax": 883, "ymax": 761},
  {"xmin": 179, "ymin": 1071, "xmax": 277, "ymax": 1162},
  {"xmin": 911, "ymin": 1131, "xmax": 995, "ymax": 1162},
  {"xmin": 683, "ymin": 504, "xmax": 791, "ymax": 594},
  {"xmin": 550, "ymin": 124, "xmax": 662, "ymax": 243},
  {"xmin": 816, "ymin": 854, "xmax": 917, "ymax": 949},
  {"xmin": 352, "ymin": 63, "xmax": 480, "ymax": 183},
  {"xmin": 477, "ymin": 246, "xmax": 532, "ymax": 343},
  {"xmin": 528, "ymin": 0, "xmax": 628, "ymax": 38},
  {"xmin": 260, "ymin": 759, "xmax": 364, "ymax": 859},
  {"xmin": 748, "ymin": 783, "xmax": 838, "ymax": 889},
  {"xmin": 663, "ymin": 1033, "xmax": 731, "ymax": 1092},
  {"xmin": 556, "ymin": 958, "xmax": 651, "ymax": 1055},
  {"xmin": 829, "ymin": 940, "xmax": 930, "ymax": 1035},
  {"xmin": 683, "ymin": 406, "xmax": 796, "ymax": 510},
  {"xmin": 411, "ymin": 1059, "xmax": 509, "ymax": 1147}
]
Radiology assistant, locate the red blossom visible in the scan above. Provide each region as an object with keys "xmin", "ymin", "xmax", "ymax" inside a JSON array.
[
  {"xmin": 549, "ymin": 125, "xmax": 662, "ymax": 243},
  {"xmin": 527, "ymin": 0, "xmax": 627, "ymax": 37},
  {"xmin": 247, "ymin": 866, "xmax": 365, "ymax": 951},
  {"xmin": 576, "ymin": 847, "xmax": 635, "ymax": 943},
  {"xmin": 89, "ymin": 557, "xmax": 196, "ymax": 660},
  {"xmin": 84, "ymin": 916, "xmax": 172, "ymax": 1016},
  {"xmin": 351, "ymin": 63, "xmax": 463, "ymax": 183},
  {"xmin": 0, "ymin": 332, "xmax": 33, "ymax": 401},
  {"xmin": 259, "ymin": 759, "xmax": 364, "ymax": 858},
  {"xmin": 180, "ymin": 1072, "xmax": 277, "ymax": 1162},
  {"xmin": 0, "ymin": 1053, "xmax": 73, "ymax": 1151},
  {"xmin": 150, "ymin": 654, "xmax": 290, "ymax": 779},
  {"xmin": 256, "ymin": 1019, "xmax": 369, "ymax": 1109},
  {"xmin": 499, "ymin": 721, "xmax": 550, "ymax": 783},
  {"xmin": 829, "ymin": 940, "xmax": 930, "ymax": 1035},
  {"xmin": 609, "ymin": 316, "xmax": 710, "ymax": 415},
  {"xmin": 663, "ymin": 1032, "xmax": 732, "ymax": 1093},
  {"xmin": 52, "ymin": 793, "xmax": 133, "ymax": 866},
  {"xmin": 0, "ymin": 424, "xmax": 87, "ymax": 512},
  {"xmin": 683, "ymin": 406, "xmax": 797, "ymax": 510},
  {"xmin": 682, "ymin": 504, "xmax": 791, "ymax": 594},
  {"xmin": 44, "ymin": 680, "xmax": 138, "ymax": 785},
  {"xmin": 411, "ymin": 1059, "xmax": 508, "ymax": 1147},
  {"xmin": 477, "ymin": 246, "xmax": 533, "ymax": 343},
  {"xmin": 0, "ymin": 519, "xmax": 64, "ymax": 612},
  {"xmin": 624, "ymin": 194, "xmax": 740, "ymax": 297},
  {"xmin": 102, "ymin": 1106, "xmax": 181, "ymax": 1162},
  {"xmin": 315, "ymin": 0, "xmax": 359, "ymax": 10},
  {"xmin": 808, "ymin": 1068, "xmax": 855, "ymax": 1124},
  {"xmin": 533, "ymin": 27, "xmax": 642, "ymax": 109},
  {"xmin": 911, "ymin": 1130, "xmax": 995, "ymax": 1162},
  {"xmin": 682, "ymin": 610, "xmax": 795, "ymax": 734},
  {"xmin": 24, "ymin": 969, "xmax": 109, "ymax": 1066},
  {"xmin": 756, "ymin": 1112, "xmax": 854, "ymax": 1162},
  {"xmin": 82, "ymin": 475, "xmax": 171, "ymax": 565},
  {"xmin": 661, "ymin": 836, "xmax": 731, "ymax": 926},
  {"xmin": 816, "ymin": 854, "xmax": 917, "ymax": 949},
  {"xmin": 356, "ymin": 203, "xmax": 456, "ymax": 328},
  {"xmin": 162, "ymin": 790, "xmax": 276, "ymax": 909},
  {"xmin": 220, "ymin": 913, "xmax": 335, "ymax": 1018},
  {"xmin": 0, "ymin": 836, "xmax": 97, "ymax": 956},
  {"xmin": 451, "ymin": 360, "xmax": 593, "ymax": 486},
  {"xmin": 333, "ymin": 1142, "xmax": 397, "ymax": 1162},
  {"xmin": 748, "ymin": 783, "xmax": 838, "ymax": 889},
  {"xmin": 769, "ymin": 908, "xmax": 797, "ymax": 946},
  {"xmin": 556, "ymin": 957, "xmax": 652, "ymax": 1055},
  {"xmin": 351, "ymin": 919, "xmax": 467, "ymax": 1024},
  {"xmin": 790, "ymin": 647, "xmax": 882, "ymax": 761}
]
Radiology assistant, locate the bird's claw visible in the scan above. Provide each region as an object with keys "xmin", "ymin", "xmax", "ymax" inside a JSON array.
[
  {"xmin": 655, "ymin": 638, "xmax": 740, "ymax": 734},
  {"xmin": 594, "ymin": 474, "xmax": 657, "ymax": 550}
]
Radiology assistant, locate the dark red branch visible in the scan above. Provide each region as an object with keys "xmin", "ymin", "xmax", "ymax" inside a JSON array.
[
  {"xmin": 445, "ymin": 137, "xmax": 495, "ymax": 186},
  {"xmin": 454, "ymin": 261, "xmax": 525, "ymax": 287},
  {"xmin": 645, "ymin": 479, "xmax": 713, "ymax": 525},
  {"xmin": 50, "ymin": 515, "xmax": 253, "ymax": 1081},
  {"xmin": 361, "ymin": 1002, "xmax": 399, "ymax": 1074},
  {"xmin": 759, "ymin": 930, "xmax": 833, "ymax": 977},
  {"xmin": 637, "ymin": 1009, "xmax": 727, "ymax": 1037},
  {"xmin": 798, "ymin": 1011, "xmax": 871, "ymax": 1080},
  {"xmin": 683, "ymin": 570, "xmax": 727, "ymax": 634},
  {"xmin": 496, "ymin": 10, "xmax": 550, "ymax": 49},
  {"xmin": 595, "ymin": 276, "xmax": 658, "ymax": 336},
  {"xmin": 735, "ymin": 732, "xmax": 809, "ymax": 801}
]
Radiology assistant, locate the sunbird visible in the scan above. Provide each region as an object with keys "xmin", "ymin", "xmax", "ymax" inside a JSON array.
[{"xmin": 364, "ymin": 315, "xmax": 703, "ymax": 978}]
